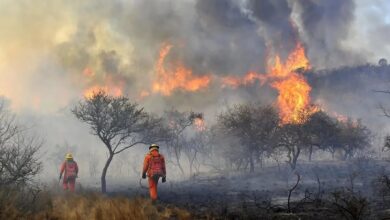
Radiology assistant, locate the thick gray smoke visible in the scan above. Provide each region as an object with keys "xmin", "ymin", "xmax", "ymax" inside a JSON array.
[
  {"xmin": 246, "ymin": 0, "xmax": 296, "ymax": 59},
  {"xmin": 293, "ymin": 0, "xmax": 364, "ymax": 68}
]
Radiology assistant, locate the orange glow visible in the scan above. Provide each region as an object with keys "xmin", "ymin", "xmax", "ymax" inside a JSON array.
[
  {"xmin": 268, "ymin": 43, "xmax": 316, "ymax": 124},
  {"xmin": 152, "ymin": 44, "xmax": 211, "ymax": 96},
  {"xmin": 139, "ymin": 90, "xmax": 150, "ymax": 99},
  {"xmin": 83, "ymin": 67, "xmax": 94, "ymax": 77},
  {"xmin": 194, "ymin": 118, "xmax": 206, "ymax": 131},
  {"xmin": 83, "ymin": 85, "xmax": 123, "ymax": 99},
  {"xmin": 83, "ymin": 74, "xmax": 124, "ymax": 99},
  {"xmin": 222, "ymin": 72, "xmax": 266, "ymax": 88},
  {"xmin": 332, "ymin": 112, "xmax": 349, "ymax": 123}
]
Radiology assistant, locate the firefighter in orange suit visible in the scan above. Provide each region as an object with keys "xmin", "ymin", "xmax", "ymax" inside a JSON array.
[
  {"xmin": 59, "ymin": 153, "xmax": 79, "ymax": 192},
  {"xmin": 142, "ymin": 144, "xmax": 166, "ymax": 201}
]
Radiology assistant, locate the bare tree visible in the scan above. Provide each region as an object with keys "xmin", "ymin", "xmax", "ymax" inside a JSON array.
[
  {"xmin": 183, "ymin": 131, "xmax": 207, "ymax": 178},
  {"xmin": 72, "ymin": 91, "xmax": 169, "ymax": 193},
  {"xmin": 163, "ymin": 109, "xmax": 202, "ymax": 176},
  {"xmin": 198, "ymin": 127, "xmax": 226, "ymax": 173},
  {"xmin": 0, "ymin": 102, "xmax": 42, "ymax": 187}
]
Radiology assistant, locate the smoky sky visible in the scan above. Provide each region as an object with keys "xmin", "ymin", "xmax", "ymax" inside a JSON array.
[
  {"xmin": 0, "ymin": 0, "xmax": 388, "ymax": 119},
  {"xmin": 1, "ymin": 0, "xmax": 390, "ymax": 180}
]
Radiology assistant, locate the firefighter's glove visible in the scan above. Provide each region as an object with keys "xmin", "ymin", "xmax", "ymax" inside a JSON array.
[
  {"xmin": 142, "ymin": 173, "xmax": 146, "ymax": 179},
  {"xmin": 162, "ymin": 176, "xmax": 166, "ymax": 183}
]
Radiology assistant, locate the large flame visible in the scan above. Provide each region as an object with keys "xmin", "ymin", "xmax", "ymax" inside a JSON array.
[
  {"xmin": 269, "ymin": 43, "xmax": 316, "ymax": 124},
  {"xmin": 144, "ymin": 42, "xmax": 317, "ymax": 125},
  {"xmin": 152, "ymin": 44, "xmax": 211, "ymax": 96},
  {"xmin": 271, "ymin": 73, "xmax": 315, "ymax": 124},
  {"xmin": 220, "ymin": 43, "xmax": 316, "ymax": 124}
]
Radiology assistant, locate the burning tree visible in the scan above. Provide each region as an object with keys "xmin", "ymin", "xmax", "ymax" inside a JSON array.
[
  {"xmin": 72, "ymin": 91, "xmax": 169, "ymax": 193},
  {"xmin": 216, "ymin": 104, "xmax": 279, "ymax": 173}
]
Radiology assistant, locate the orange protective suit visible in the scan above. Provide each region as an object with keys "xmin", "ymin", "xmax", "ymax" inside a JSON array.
[
  {"xmin": 60, "ymin": 160, "xmax": 79, "ymax": 192},
  {"xmin": 142, "ymin": 149, "xmax": 166, "ymax": 200}
]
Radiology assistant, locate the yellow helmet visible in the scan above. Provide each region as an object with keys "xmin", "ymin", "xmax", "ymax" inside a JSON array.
[{"xmin": 65, "ymin": 153, "xmax": 73, "ymax": 159}]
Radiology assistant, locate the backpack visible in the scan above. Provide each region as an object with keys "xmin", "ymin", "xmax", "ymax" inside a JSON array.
[
  {"xmin": 149, "ymin": 154, "xmax": 164, "ymax": 177},
  {"xmin": 65, "ymin": 161, "xmax": 77, "ymax": 180}
]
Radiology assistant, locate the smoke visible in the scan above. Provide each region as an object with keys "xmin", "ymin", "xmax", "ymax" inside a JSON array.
[
  {"xmin": 0, "ymin": 0, "xmax": 389, "ymax": 181},
  {"xmin": 0, "ymin": 0, "xmax": 382, "ymax": 112},
  {"xmin": 292, "ymin": 0, "xmax": 365, "ymax": 68},
  {"xmin": 246, "ymin": 0, "xmax": 296, "ymax": 59}
]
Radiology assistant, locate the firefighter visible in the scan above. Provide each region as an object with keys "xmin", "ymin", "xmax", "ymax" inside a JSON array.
[
  {"xmin": 59, "ymin": 153, "xmax": 79, "ymax": 192},
  {"xmin": 142, "ymin": 144, "xmax": 166, "ymax": 201}
]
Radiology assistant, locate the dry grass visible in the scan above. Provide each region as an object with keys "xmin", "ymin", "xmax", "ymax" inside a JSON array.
[
  {"xmin": 0, "ymin": 190, "xmax": 191, "ymax": 220},
  {"xmin": 34, "ymin": 194, "xmax": 191, "ymax": 220}
]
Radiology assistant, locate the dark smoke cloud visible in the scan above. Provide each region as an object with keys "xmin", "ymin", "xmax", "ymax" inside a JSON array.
[
  {"xmin": 246, "ymin": 0, "xmax": 297, "ymax": 59},
  {"xmin": 294, "ymin": 0, "xmax": 364, "ymax": 68},
  {"xmin": 186, "ymin": 0, "xmax": 267, "ymax": 76}
]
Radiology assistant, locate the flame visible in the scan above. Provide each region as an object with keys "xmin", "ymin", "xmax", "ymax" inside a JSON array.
[
  {"xmin": 220, "ymin": 42, "xmax": 316, "ymax": 124},
  {"xmin": 194, "ymin": 118, "xmax": 206, "ymax": 131},
  {"xmin": 83, "ymin": 85, "xmax": 123, "ymax": 99},
  {"xmin": 268, "ymin": 43, "xmax": 310, "ymax": 79},
  {"xmin": 222, "ymin": 72, "xmax": 266, "ymax": 88},
  {"xmin": 271, "ymin": 74, "xmax": 312, "ymax": 124},
  {"xmin": 152, "ymin": 44, "xmax": 211, "ymax": 96},
  {"xmin": 81, "ymin": 66, "xmax": 125, "ymax": 99},
  {"xmin": 268, "ymin": 43, "xmax": 316, "ymax": 124}
]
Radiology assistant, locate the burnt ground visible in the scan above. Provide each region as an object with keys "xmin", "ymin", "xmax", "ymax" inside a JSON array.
[{"xmin": 81, "ymin": 159, "xmax": 390, "ymax": 219}]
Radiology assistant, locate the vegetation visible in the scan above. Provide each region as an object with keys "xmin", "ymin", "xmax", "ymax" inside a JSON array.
[{"xmin": 72, "ymin": 91, "xmax": 170, "ymax": 193}]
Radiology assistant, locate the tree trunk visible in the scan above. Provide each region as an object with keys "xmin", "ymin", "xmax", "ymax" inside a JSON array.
[
  {"xmin": 249, "ymin": 154, "xmax": 255, "ymax": 173},
  {"xmin": 259, "ymin": 153, "xmax": 264, "ymax": 168},
  {"xmin": 343, "ymin": 151, "xmax": 349, "ymax": 161},
  {"xmin": 308, "ymin": 146, "xmax": 313, "ymax": 161},
  {"xmin": 189, "ymin": 155, "xmax": 194, "ymax": 179},
  {"xmin": 174, "ymin": 148, "xmax": 185, "ymax": 176},
  {"xmin": 290, "ymin": 147, "xmax": 301, "ymax": 170},
  {"xmin": 101, "ymin": 153, "xmax": 114, "ymax": 193},
  {"xmin": 176, "ymin": 156, "xmax": 185, "ymax": 176}
]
